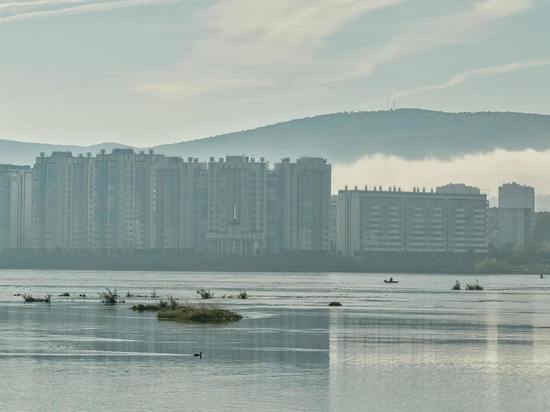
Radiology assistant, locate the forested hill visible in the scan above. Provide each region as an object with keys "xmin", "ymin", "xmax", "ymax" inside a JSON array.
[
  {"xmin": 154, "ymin": 109, "xmax": 550, "ymax": 162},
  {"xmin": 2, "ymin": 109, "xmax": 550, "ymax": 165}
]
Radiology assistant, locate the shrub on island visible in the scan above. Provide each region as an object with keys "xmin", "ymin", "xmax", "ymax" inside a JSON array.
[{"xmin": 22, "ymin": 293, "xmax": 51, "ymax": 303}]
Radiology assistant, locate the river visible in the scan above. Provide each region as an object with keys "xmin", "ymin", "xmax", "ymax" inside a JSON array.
[{"xmin": 1, "ymin": 270, "xmax": 549, "ymax": 411}]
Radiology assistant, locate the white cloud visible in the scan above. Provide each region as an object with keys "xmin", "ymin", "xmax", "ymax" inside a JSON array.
[
  {"xmin": 386, "ymin": 57, "xmax": 550, "ymax": 101},
  {"xmin": 0, "ymin": 1, "xmax": 85, "ymax": 12},
  {"xmin": 135, "ymin": 0, "xmax": 537, "ymax": 99},
  {"xmin": 0, "ymin": 0, "xmax": 176, "ymax": 24},
  {"xmin": 203, "ymin": 0, "xmax": 405, "ymax": 59},
  {"xmin": 135, "ymin": 0, "xmax": 406, "ymax": 97},
  {"xmin": 344, "ymin": 0, "xmax": 536, "ymax": 79},
  {"xmin": 474, "ymin": 0, "xmax": 535, "ymax": 19}
]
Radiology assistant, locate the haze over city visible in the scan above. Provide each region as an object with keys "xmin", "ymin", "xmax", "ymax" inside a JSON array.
[
  {"xmin": 3, "ymin": 0, "xmax": 550, "ymax": 199},
  {"xmin": 2, "ymin": 1, "xmax": 550, "ymax": 411}
]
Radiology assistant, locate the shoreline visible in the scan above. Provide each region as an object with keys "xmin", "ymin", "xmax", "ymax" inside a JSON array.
[{"xmin": 0, "ymin": 251, "xmax": 539, "ymax": 274}]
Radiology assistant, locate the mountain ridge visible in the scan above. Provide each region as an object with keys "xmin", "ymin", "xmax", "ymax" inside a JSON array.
[{"xmin": 2, "ymin": 109, "xmax": 550, "ymax": 166}]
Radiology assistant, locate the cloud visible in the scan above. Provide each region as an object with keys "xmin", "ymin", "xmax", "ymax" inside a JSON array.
[
  {"xmin": 386, "ymin": 57, "xmax": 550, "ymax": 101},
  {"xmin": 133, "ymin": 75, "xmax": 272, "ymax": 98},
  {"xmin": 0, "ymin": 1, "xmax": 85, "ymax": 12},
  {"xmin": 203, "ymin": 0, "xmax": 405, "ymax": 60},
  {"xmin": 333, "ymin": 148, "xmax": 550, "ymax": 197},
  {"xmin": 135, "ymin": 0, "xmax": 406, "ymax": 98},
  {"xmin": 135, "ymin": 0, "xmax": 537, "ymax": 100},
  {"xmin": 0, "ymin": 0, "xmax": 176, "ymax": 24},
  {"xmin": 344, "ymin": 0, "xmax": 536, "ymax": 80}
]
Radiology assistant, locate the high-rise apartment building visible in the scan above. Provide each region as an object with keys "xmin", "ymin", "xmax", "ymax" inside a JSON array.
[
  {"xmin": 155, "ymin": 157, "xmax": 207, "ymax": 250},
  {"xmin": 436, "ymin": 183, "xmax": 481, "ymax": 195},
  {"xmin": 499, "ymin": 183, "xmax": 535, "ymax": 210},
  {"xmin": 100, "ymin": 148, "xmax": 139, "ymax": 250},
  {"xmin": 328, "ymin": 195, "xmax": 338, "ymax": 251},
  {"xmin": 25, "ymin": 152, "xmax": 332, "ymax": 255},
  {"xmin": 33, "ymin": 152, "xmax": 91, "ymax": 250},
  {"xmin": 33, "ymin": 149, "xmax": 161, "ymax": 251},
  {"xmin": 488, "ymin": 207, "xmax": 534, "ymax": 251},
  {"xmin": 275, "ymin": 157, "xmax": 331, "ymax": 252},
  {"xmin": 337, "ymin": 187, "xmax": 488, "ymax": 256},
  {"xmin": 489, "ymin": 182, "xmax": 536, "ymax": 251},
  {"xmin": 206, "ymin": 156, "xmax": 268, "ymax": 255},
  {"xmin": 0, "ymin": 165, "xmax": 32, "ymax": 251}
]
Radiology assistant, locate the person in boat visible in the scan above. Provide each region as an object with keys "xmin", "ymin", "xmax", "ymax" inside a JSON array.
[{"xmin": 389, "ymin": 277, "xmax": 394, "ymax": 282}]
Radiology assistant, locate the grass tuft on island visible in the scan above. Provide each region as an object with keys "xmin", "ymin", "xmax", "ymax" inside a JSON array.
[
  {"xmin": 157, "ymin": 304, "xmax": 242, "ymax": 323},
  {"xmin": 22, "ymin": 293, "xmax": 51, "ymax": 303},
  {"xmin": 131, "ymin": 297, "xmax": 179, "ymax": 312},
  {"xmin": 131, "ymin": 303, "xmax": 162, "ymax": 311}
]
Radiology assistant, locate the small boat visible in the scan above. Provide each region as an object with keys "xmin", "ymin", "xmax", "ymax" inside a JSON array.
[{"xmin": 384, "ymin": 277, "xmax": 398, "ymax": 284}]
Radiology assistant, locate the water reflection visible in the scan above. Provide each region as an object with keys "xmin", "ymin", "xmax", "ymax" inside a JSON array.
[
  {"xmin": 1, "ymin": 271, "xmax": 550, "ymax": 411},
  {"xmin": 327, "ymin": 289, "xmax": 550, "ymax": 412}
]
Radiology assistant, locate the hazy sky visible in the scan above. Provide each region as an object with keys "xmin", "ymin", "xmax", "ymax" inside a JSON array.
[{"xmin": 1, "ymin": 0, "xmax": 549, "ymax": 146}]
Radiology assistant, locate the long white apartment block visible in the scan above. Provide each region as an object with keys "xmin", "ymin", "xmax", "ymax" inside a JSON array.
[{"xmin": 337, "ymin": 186, "xmax": 488, "ymax": 256}]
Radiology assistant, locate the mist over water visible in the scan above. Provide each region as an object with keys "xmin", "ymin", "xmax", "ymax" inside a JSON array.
[{"xmin": 333, "ymin": 149, "xmax": 550, "ymax": 200}]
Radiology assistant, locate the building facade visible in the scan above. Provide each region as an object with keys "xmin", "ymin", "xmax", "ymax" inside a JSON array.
[
  {"xmin": 33, "ymin": 149, "xmax": 165, "ymax": 251},
  {"xmin": 488, "ymin": 207, "xmax": 534, "ymax": 251},
  {"xmin": 328, "ymin": 195, "xmax": 338, "ymax": 252},
  {"xmin": 337, "ymin": 187, "xmax": 488, "ymax": 256},
  {"xmin": 488, "ymin": 182, "xmax": 536, "ymax": 251},
  {"xmin": 0, "ymin": 165, "xmax": 32, "ymax": 251},
  {"xmin": 498, "ymin": 182, "xmax": 535, "ymax": 210},
  {"xmin": 206, "ymin": 156, "xmax": 268, "ymax": 255},
  {"xmin": 32, "ymin": 152, "xmax": 88, "ymax": 250},
  {"xmin": 275, "ymin": 157, "xmax": 331, "ymax": 252},
  {"xmin": 12, "ymin": 152, "xmax": 332, "ymax": 255},
  {"xmin": 155, "ymin": 157, "xmax": 207, "ymax": 250}
]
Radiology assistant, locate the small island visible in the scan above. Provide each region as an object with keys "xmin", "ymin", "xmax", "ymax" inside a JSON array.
[
  {"xmin": 158, "ymin": 305, "xmax": 242, "ymax": 323},
  {"xmin": 131, "ymin": 297, "xmax": 242, "ymax": 323}
]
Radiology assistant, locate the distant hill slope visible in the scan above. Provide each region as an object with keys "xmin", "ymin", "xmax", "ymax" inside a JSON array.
[
  {"xmin": 2, "ymin": 109, "xmax": 550, "ymax": 166},
  {"xmin": 0, "ymin": 140, "xmax": 130, "ymax": 166},
  {"xmin": 154, "ymin": 109, "xmax": 550, "ymax": 162}
]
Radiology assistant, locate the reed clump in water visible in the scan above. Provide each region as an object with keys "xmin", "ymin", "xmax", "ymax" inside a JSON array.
[
  {"xmin": 157, "ymin": 304, "xmax": 242, "ymax": 323},
  {"xmin": 465, "ymin": 280, "xmax": 484, "ymax": 291},
  {"xmin": 196, "ymin": 289, "xmax": 214, "ymax": 299},
  {"xmin": 221, "ymin": 291, "xmax": 249, "ymax": 299},
  {"xmin": 100, "ymin": 288, "xmax": 125, "ymax": 304},
  {"xmin": 21, "ymin": 293, "xmax": 51, "ymax": 303}
]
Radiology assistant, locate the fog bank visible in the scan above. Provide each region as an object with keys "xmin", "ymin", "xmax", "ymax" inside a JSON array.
[{"xmin": 333, "ymin": 149, "xmax": 550, "ymax": 208}]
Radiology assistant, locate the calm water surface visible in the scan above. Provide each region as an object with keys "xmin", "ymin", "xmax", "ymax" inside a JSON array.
[{"xmin": 1, "ymin": 270, "xmax": 550, "ymax": 411}]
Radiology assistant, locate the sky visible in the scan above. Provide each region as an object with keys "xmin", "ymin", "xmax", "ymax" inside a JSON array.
[{"xmin": 1, "ymin": 0, "xmax": 550, "ymax": 146}]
